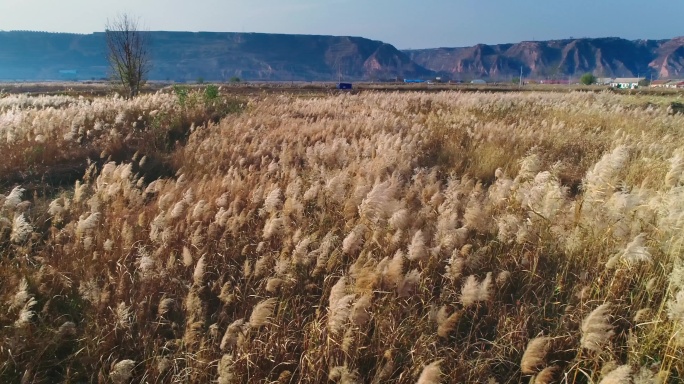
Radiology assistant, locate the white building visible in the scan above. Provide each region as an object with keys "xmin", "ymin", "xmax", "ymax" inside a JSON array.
[
  {"xmin": 609, "ymin": 78, "xmax": 644, "ymax": 89},
  {"xmin": 665, "ymin": 80, "xmax": 684, "ymax": 88},
  {"xmin": 650, "ymin": 80, "xmax": 670, "ymax": 87}
]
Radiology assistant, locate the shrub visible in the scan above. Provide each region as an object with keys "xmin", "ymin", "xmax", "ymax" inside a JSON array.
[
  {"xmin": 204, "ymin": 84, "xmax": 219, "ymax": 102},
  {"xmin": 580, "ymin": 73, "xmax": 597, "ymax": 85}
]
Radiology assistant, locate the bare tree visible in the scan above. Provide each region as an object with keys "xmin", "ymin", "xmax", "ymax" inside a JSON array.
[{"xmin": 105, "ymin": 14, "xmax": 150, "ymax": 98}]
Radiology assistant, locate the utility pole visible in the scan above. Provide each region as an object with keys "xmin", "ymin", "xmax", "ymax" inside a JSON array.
[{"xmin": 520, "ymin": 66, "xmax": 523, "ymax": 88}]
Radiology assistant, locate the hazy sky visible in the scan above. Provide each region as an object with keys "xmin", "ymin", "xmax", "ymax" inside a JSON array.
[{"xmin": 1, "ymin": 0, "xmax": 683, "ymax": 48}]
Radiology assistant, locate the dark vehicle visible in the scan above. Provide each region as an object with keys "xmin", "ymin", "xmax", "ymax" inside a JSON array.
[{"xmin": 336, "ymin": 82, "xmax": 353, "ymax": 90}]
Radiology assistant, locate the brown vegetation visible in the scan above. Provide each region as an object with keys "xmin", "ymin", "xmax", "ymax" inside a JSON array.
[{"xmin": 1, "ymin": 89, "xmax": 683, "ymax": 383}]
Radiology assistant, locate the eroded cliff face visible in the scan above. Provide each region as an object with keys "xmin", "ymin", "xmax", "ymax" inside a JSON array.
[
  {"xmin": 405, "ymin": 37, "xmax": 684, "ymax": 79},
  {"xmin": 649, "ymin": 37, "xmax": 684, "ymax": 78},
  {"xmin": 0, "ymin": 31, "xmax": 432, "ymax": 81},
  {"xmin": 3, "ymin": 31, "xmax": 683, "ymax": 82}
]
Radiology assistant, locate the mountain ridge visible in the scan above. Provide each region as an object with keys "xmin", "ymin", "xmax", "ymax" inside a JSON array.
[
  {"xmin": 2, "ymin": 31, "xmax": 684, "ymax": 81},
  {"xmin": 404, "ymin": 36, "xmax": 684, "ymax": 80},
  {"xmin": 0, "ymin": 30, "xmax": 431, "ymax": 81}
]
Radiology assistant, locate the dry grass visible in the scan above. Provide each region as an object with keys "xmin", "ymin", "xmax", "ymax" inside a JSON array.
[{"xmin": 1, "ymin": 89, "xmax": 684, "ymax": 383}]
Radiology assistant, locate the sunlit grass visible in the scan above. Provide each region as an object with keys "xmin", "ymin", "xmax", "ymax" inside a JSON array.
[{"xmin": 1, "ymin": 89, "xmax": 683, "ymax": 383}]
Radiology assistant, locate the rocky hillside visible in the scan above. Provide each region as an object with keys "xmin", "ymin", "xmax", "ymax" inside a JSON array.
[
  {"xmin": 0, "ymin": 31, "xmax": 432, "ymax": 82},
  {"xmin": 404, "ymin": 37, "xmax": 684, "ymax": 80},
  {"xmin": 3, "ymin": 31, "xmax": 684, "ymax": 82}
]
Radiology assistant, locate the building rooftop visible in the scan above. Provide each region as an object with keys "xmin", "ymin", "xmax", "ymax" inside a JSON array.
[{"xmin": 611, "ymin": 78, "xmax": 645, "ymax": 83}]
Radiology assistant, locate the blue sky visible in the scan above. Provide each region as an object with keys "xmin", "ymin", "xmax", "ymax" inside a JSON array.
[{"xmin": 1, "ymin": 0, "xmax": 682, "ymax": 48}]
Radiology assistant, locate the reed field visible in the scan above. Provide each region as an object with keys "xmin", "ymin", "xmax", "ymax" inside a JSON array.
[{"xmin": 1, "ymin": 87, "xmax": 684, "ymax": 383}]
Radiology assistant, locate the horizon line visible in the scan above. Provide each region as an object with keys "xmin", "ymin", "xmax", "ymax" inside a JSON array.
[{"xmin": 2, "ymin": 29, "xmax": 682, "ymax": 51}]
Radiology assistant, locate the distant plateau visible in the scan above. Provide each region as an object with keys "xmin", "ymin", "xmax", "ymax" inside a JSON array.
[{"xmin": 1, "ymin": 31, "xmax": 684, "ymax": 82}]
